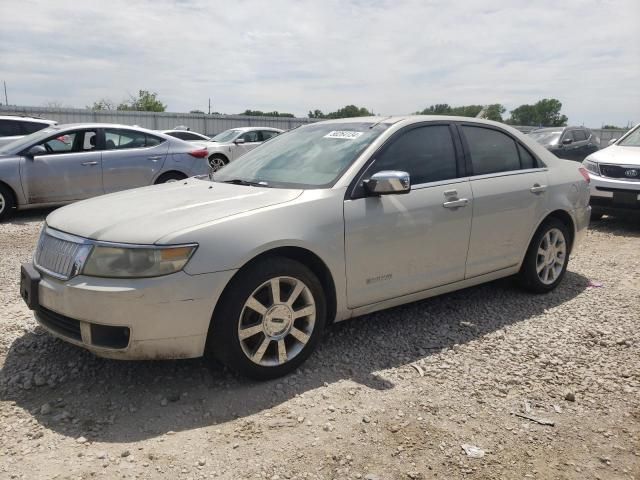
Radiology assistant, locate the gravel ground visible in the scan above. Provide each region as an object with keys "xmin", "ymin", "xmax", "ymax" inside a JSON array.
[{"xmin": 0, "ymin": 209, "xmax": 639, "ymax": 480}]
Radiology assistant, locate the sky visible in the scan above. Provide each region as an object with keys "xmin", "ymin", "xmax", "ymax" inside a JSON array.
[{"xmin": 0, "ymin": 0, "xmax": 638, "ymax": 127}]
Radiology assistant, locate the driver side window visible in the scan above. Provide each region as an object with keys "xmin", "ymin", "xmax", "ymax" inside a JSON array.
[
  {"xmin": 37, "ymin": 130, "xmax": 98, "ymax": 154},
  {"xmin": 371, "ymin": 125, "xmax": 458, "ymax": 185},
  {"xmin": 241, "ymin": 131, "xmax": 260, "ymax": 143}
]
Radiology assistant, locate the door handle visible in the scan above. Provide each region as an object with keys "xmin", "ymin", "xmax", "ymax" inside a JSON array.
[
  {"xmin": 81, "ymin": 161, "xmax": 98, "ymax": 166},
  {"xmin": 148, "ymin": 156, "xmax": 162, "ymax": 161},
  {"xmin": 443, "ymin": 198, "xmax": 469, "ymax": 208},
  {"xmin": 530, "ymin": 184, "xmax": 547, "ymax": 194}
]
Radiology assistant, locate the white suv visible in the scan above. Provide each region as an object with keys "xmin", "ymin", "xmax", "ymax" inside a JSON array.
[
  {"xmin": 582, "ymin": 124, "xmax": 640, "ymax": 218},
  {"xmin": 0, "ymin": 115, "xmax": 57, "ymax": 147}
]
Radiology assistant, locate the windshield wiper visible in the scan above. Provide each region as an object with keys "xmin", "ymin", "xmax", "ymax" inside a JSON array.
[{"xmin": 220, "ymin": 178, "xmax": 271, "ymax": 187}]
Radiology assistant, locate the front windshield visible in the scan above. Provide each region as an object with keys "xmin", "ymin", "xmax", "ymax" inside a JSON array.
[
  {"xmin": 0, "ymin": 127, "xmax": 59, "ymax": 154},
  {"xmin": 528, "ymin": 130, "xmax": 562, "ymax": 146},
  {"xmin": 213, "ymin": 122, "xmax": 389, "ymax": 188},
  {"xmin": 618, "ymin": 126, "xmax": 640, "ymax": 147},
  {"xmin": 211, "ymin": 129, "xmax": 242, "ymax": 143}
]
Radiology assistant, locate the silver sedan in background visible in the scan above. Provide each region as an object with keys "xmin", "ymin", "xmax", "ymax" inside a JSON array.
[{"xmin": 0, "ymin": 124, "xmax": 211, "ymax": 220}]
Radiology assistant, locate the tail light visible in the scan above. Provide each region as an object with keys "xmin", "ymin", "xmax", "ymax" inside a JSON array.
[
  {"xmin": 188, "ymin": 149, "xmax": 208, "ymax": 158},
  {"xmin": 578, "ymin": 167, "xmax": 590, "ymax": 184}
]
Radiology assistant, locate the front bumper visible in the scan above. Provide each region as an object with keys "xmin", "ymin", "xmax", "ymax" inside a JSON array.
[
  {"xmin": 590, "ymin": 172, "xmax": 640, "ymax": 210},
  {"xmin": 20, "ymin": 263, "xmax": 236, "ymax": 360}
]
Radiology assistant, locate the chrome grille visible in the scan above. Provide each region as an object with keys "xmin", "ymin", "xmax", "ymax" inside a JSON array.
[{"xmin": 34, "ymin": 228, "xmax": 90, "ymax": 280}]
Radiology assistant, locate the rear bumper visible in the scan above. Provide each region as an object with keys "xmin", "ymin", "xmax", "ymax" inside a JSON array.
[{"xmin": 573, "ymin": 205, "xmax": 590, "ymax": 250}]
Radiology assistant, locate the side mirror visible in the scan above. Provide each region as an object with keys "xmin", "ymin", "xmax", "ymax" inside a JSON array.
[
  {"xmin": 608, "ymin": 138, "xmax": 618, "ymax": 146},
  {"xmin": 364, "ymin": 171, "xmax": 411, "ymax": 196},
  {"xmin": 562, "ymin": 138, "xmax": 573, "ymax": 145},
  {"xmin": 234, "ymin": 138, "xmax": 246, "ymax": 144},
  {"xmin": 26, "ymin": 145, "xmax": 47, "ymax": 158}
]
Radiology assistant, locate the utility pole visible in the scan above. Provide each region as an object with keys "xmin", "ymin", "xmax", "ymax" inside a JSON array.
[
  {"xmin": 208, "ymin": 98, "xmax": 211, "ymax": 115},
  {"xmin": 3, "ymin": 81, "xmax": 7, "ymax": 106}
]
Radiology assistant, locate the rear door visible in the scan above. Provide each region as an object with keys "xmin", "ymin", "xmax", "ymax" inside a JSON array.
[
  {"xmin": 459, "ymin": 124, "xmax": 548, "ymax": 278},
  {"xmin": 344, "ymin": 122, "xmax": 473, "ymax": 307},
  {"xmin": 101, "ymin": 128, "xmax": 169, "ymax": 193},
  {"xmin": 20, "ymin": 129, "xmax": 103, "ymax": 203}
]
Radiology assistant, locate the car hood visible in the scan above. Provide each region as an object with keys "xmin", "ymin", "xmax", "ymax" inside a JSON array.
[
  {"xmin": 588, "ymin": 145, "xmax": 640, "ymax": 165},
  {"xmin": 46, "ymin": 178, "xmax": 303, "ymax": 244}
]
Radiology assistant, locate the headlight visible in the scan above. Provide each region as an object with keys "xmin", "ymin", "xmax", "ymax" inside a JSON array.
[
  {"xmin": 583, "ymin": 159, "xmax": 600, "ymax": 175},
  {"xmin": 82, "ymin": 244, "xmax": 197, "ymax": 278}
]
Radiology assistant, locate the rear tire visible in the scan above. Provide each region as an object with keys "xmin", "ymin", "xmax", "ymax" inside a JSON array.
[
  {"xmin": 208, "ymin": 155, "xmax": 228, "ymax": 172},
  {"xmin": 206, "ymin": 257, "xmax": 326, "ymax": 380},
  {"xmin": 518, "ymin": 218, "xmax": 571, "ymax": 293},
  {"xmin": 0, "ymin": 184, "xmax": 16, "ymax": 222},
  {"xmin": 155, "ymin": 172, "xmax": 187, "ymax": 184}
]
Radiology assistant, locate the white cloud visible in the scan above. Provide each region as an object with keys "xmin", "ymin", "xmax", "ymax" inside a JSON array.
[{"xmin": 0, "ymin": 0, "xmax": 638, "ymax": 125}]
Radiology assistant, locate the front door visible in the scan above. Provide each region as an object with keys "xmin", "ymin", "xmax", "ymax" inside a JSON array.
[
  {"xmin": 458, "ymin": 124, "xmax": 549, "ymax": 277},
  {"xmin": 232, "ymin": 130, "xmax": 262, "ymax": 160},
  {"xmin": 344, "ymin": 123, "xmax": 473, "ymax": 308},
  {"xmin": 20, "ymin": 129, "xmax": 103, "ymax": 204},
  {"xmin": 101, "ymin": 128, "xmax": 169, "ymax": 193}
]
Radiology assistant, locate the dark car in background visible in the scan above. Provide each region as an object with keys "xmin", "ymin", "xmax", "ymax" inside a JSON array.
[{"xmin": 528, "ymin": 127, "xmax": 599, "ymax": 162}]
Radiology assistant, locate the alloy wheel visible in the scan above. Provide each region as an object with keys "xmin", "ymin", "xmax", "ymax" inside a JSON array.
[
  {"xmin": 209, "ymin": 157, "xmax": 227, "ymax": 172},
  {"xmin": 237, "ymin": 276, "xmax": 316, "ymax": 367},
  {"xmin": 536, "ymin": 227, "xmax": 566, "ymax": 285}
]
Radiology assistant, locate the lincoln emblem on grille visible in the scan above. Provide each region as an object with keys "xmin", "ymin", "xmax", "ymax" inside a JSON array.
[{"xmin": 624, "ymin": 169, "xmax": 638, "ymax": 177}]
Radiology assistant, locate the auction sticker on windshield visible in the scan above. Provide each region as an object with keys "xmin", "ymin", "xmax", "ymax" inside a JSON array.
[{"xmin": 323, "ymin": 131, "xmax": 364, "ymax": 140}]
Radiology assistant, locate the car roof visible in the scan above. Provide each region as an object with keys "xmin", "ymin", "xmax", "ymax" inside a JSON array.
[{"xmin": 0, "ymin": 115, "xmax": 56, "ymax": 124}]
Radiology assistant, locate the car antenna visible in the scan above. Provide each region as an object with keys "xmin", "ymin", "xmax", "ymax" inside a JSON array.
[{"xmin": 369, "ymin": 116, "xmax": 392, "ymax": 129}]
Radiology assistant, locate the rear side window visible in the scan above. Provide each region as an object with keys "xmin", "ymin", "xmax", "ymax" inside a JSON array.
[
  {"xmin": 372, "ymin": 125, "xmax": 458, "ymax": 185},
  {"xmin": 462, "ymin": 126, "xmax": 520, "ymax": 175},
  {"xmin": 0, "ymin": 120, "xmax": 21, "ymax": 136},
  {"xmin": 518, "ymin": 144, "xmax": 538, "ymax": 169},
  {"xmin": 573, "ymin": 130, "xmax": 587, "ymax": 141},
  {"xmin": 21, "ymin": 121, "xmax": 50, "ymax": 135},
  {"xmin": 105, "ymin": 129, "xmax": 164, "ymax": 149}
]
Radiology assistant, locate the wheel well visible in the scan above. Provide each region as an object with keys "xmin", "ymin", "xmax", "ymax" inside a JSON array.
[
  {"xmin": 154, "ymin": 170, "xmax": 187, "ymax": 184},
  {"xmin": 0, "ymin": 181, "xmax": 17, "ymax": 206},
  {"xmin": 220, "ymin": 247, "xmax": 338, "ymax": 324},
  {"xmin": 545, "ymin": 210, "xmax": 576, "ymax": 252},
  {"xmin": 209, "ymin": 153, "xmax": 229, "ymax": 162}
]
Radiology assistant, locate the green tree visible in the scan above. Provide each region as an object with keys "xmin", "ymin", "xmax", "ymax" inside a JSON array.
[
  {"xmin": 117, "ymin": 90, "xmax": 166, "ymax": 112},
  {"xmin": 602, "ymin": 124, "xmax": 623, "ymax": 130},
  {"xmin": 241, "ymin": 110, "xmax": 295, "ymax": 118},
  {"xmin": 507, "ymin": 98, "xmax": 567, "ymax": 127},
  {"xmin": 190, "ymin": 109, "xmax": 204, "ymax": 114},
  {"xmin": 309, "ymin": 105, "xmax": 374, "ymax": 119},
  {"xmin": 416, "ymin": 103, "xmax": 505, "ymax": 121},
  {"xmin": 88, "ymin": 98, "xmax": 116, "ymax": 111}
]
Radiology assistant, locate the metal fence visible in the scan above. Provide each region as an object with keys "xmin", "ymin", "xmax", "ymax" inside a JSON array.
[
  {"xmin": 0, "ymin": 105, "xmax": 630, "ymax": 142},
  {"xmin": 0, "ymin": 105, "xmax": 317, "ymax": 136}
]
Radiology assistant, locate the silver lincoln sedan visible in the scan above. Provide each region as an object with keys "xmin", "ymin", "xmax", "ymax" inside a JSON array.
[
  {"xmin": 0, "ymin": 123, "xmax": 211, "ymax": 220},
  {"xmin": 20, "ymin": 116, "xmax": 591, "ymax": 379}
]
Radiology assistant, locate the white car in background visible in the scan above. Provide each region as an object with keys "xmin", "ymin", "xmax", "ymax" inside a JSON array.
[
  {"xmin": 161, "ymin": 129, "xmax": 211, "ymax": 142},
  {"xmin": 202, "ymin": 127, "xmax": 283, "ymax": 171},
  {"xmin": 583, "ymin": 123, "xmax": 640, "ymax": 218},
  {"xmin": 0, "ymin": 115, "xmax": 57, "ymax": 147}
]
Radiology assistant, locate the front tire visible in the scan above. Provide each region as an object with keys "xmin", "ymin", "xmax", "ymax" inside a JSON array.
[
  {"xmin": 208, "ymin": 155, "xmax": 228, "ymax": 172},
  {"xmin": 206, "ymin": 257, "xmax": 326, "ymax": 380},
  {"xmin": 518, "ymin": 218, "xmax": 571, "ymax": 293},
  {"xmin": 0, "ymin": 184, "xmax": 16, "ymax": 222}
]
